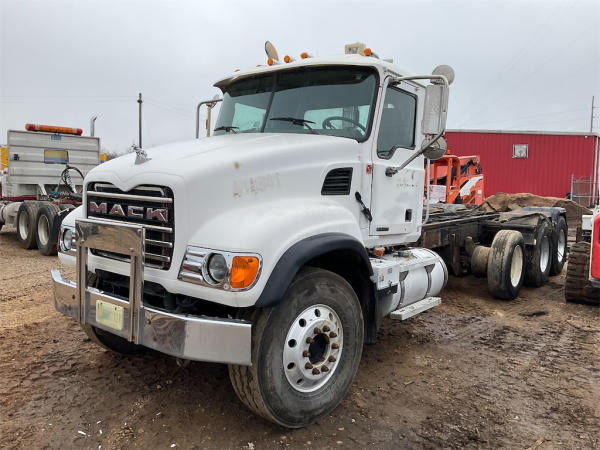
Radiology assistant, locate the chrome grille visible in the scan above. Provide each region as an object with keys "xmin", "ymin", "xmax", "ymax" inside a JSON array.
[{"xmin": 86, "ymin": 183, "xmax": 174, "ymax": 269}]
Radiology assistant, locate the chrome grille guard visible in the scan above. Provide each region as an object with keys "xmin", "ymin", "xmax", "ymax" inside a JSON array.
[{"xmin": 51, "ymin": 219, "xmax": 252, "ymax": 365}]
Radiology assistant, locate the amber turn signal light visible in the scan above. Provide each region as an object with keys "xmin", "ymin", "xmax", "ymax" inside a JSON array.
[{"xmin": 230, "ymin": 256, "xmax": 260, "ymax": 289}]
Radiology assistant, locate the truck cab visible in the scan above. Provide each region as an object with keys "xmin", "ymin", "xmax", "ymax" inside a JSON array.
[{"xmin": 51, "ymin": 43, "xmax": 453, "ymax": 427}]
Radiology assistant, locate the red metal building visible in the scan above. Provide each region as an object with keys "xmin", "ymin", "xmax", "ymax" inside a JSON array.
[{"xmin": 445, "ymin": 130, "xmax": 600, "ymax": 202}]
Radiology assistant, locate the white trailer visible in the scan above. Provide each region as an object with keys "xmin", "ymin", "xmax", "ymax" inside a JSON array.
[{"xmin": 0, "ymin": 125, "xmax": 100, "ymax": 254}]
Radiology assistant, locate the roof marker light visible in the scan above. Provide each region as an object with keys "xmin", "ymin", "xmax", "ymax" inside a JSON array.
[
  {"xmin": 284, "ymin": 55, "xmax": 295, "ymax": 63},
  {"xmin": 267, "ymin": 58, "xmax": 280, "ymax": 66},
  {"xmin": 25, "ymin": 124, "xmax": 83, "ymax": 135},
  {"xmin": 363, "ymin": 48, "xmax": 372, "ymax": 56},
  {"xmin": 300, "ymin": 52, "xmax": 312, "ymax": 59}
]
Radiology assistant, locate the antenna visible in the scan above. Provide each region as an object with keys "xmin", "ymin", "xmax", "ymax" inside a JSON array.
[{"xmin": 137, "ymin": 93, "xmax": 143, "ymax": 148}]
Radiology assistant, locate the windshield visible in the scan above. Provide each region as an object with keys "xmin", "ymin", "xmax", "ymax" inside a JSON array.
[{"xmin": 214, "ymin": 66, "xmax": 378, "ymax": 141}]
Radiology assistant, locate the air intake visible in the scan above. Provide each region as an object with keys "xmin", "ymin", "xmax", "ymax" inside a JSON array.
[{"xmin": 321, "ymin": 168, "xmax": 353, "ymax": 195}]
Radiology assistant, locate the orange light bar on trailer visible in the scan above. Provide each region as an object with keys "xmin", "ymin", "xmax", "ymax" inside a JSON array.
[{"xmin": 25, "ymin": 124, "xmax": 83, "ymax": 135}]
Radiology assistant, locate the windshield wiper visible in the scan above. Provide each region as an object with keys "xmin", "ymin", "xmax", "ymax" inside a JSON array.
[
  {"xmin": 269, "ymin": 117, "xmax": 318, "ymax": 134},
  {"xmin": 214, "ymin": 125, "xmax": 239, "ymax": 133}
]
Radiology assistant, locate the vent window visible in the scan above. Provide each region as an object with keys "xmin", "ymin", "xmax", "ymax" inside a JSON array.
[{"xmin": 321, "ymin": 168, "xmax": 353, "ymax": 195}]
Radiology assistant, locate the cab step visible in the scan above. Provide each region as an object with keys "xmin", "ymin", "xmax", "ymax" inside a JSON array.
[{"xmin": 389, "ymin": 296, "xmax": 441, "ymax": 321}]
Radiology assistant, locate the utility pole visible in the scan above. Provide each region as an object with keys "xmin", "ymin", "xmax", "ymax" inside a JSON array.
[{"xmin": 138, "ymin": 92, "xmax": 143, "ymax": 148}]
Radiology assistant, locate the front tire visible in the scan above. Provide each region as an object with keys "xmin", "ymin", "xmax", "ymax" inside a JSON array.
[{"xmin": 229, "ymin": 267, "xmax": 364, "ymax": 428}]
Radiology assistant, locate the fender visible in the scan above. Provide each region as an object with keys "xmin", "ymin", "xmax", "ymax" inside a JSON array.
[{"xmin": 255, "ymin": 232, "xmax": 373, "ymax": 307}]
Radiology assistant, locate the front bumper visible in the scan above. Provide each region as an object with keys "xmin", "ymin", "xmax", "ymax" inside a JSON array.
[{"xmin": 51, "ymin": 219, "xmax": 252, "ymax": 365}]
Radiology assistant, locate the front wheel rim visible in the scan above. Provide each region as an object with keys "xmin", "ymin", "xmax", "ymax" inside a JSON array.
[{"xmin": 283, "ymin": 304, "xmax": 343, "ymax": 393}]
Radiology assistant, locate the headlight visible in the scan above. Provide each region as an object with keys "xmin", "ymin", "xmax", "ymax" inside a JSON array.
[
  {"xmin": 179, "ymin": 247, "xmax": 262, "ymax": 291},
  {"xmin": 206, "ymin": 253, "xmax": 228, "ymax": 284},
  {"xmin": 59, "ymin": 226, "xmax": 76, "ymax": 252}
]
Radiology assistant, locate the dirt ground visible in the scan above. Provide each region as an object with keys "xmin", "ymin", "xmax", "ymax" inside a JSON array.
[{"xmin": 1, "ymin": 225, "xmax": 599, "ymax": 450}]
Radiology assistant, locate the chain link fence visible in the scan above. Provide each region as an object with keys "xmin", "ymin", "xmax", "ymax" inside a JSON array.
[{"xmin": 570, "ymin": 175, "xmax": 598, "ymax": 208}]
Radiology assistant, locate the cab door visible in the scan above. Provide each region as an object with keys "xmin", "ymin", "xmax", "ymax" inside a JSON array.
[{"xmin": 369, "ymin": 79, "xmax": 424, "ymax": 243}]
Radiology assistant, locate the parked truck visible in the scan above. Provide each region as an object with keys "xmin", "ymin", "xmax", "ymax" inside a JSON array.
[
  {"xmin": 50, "ymin": 43, "xmax": 567, "ymax": 427},
  {"xmin": 0, "ymin": 124, "xmax": 100, "ymax": 254}
]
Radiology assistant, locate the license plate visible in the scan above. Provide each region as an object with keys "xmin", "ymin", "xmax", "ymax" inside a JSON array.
[{"xmin": 96, "ymin": 300, "xmax": 124, "ymax": 331}]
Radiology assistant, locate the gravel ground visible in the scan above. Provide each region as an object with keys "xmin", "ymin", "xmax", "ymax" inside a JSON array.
[{"xmin": 1, "ymin": 225, "xmax": 599, "ymax": 449}]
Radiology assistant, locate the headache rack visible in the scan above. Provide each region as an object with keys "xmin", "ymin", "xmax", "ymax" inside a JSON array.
[{"xmin": 86, "ymin": 182, "xmax": 175, "ymax": 269}]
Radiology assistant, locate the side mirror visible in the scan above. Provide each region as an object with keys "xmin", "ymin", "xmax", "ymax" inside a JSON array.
[
  {"xmin": 385, "ymin": 65, "xmax": 455, "ymax": 177},
  {"xmin": 423, "ymin": 136, "xmax": 447, "ymax": 161},
  {"xmin": 422, "ymin": 84, "xmax": 448, "ymax": 135},
  {"xmin": 421, "ymin": 65, "xmax": 454, "ymax": 136}
]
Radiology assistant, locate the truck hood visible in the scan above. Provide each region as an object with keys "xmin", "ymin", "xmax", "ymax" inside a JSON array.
[
  {"xmin": 84, "ymin": 132, "xmax": 364, "ymax": 255},
  {"xmin": 90, "ymin": 133, "xmax": 360, "ymax": 183}
]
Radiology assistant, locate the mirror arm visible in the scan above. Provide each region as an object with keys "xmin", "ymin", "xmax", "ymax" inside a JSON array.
[
  {"xmin": 385, "ymin": 75, "xmax": 449, "ymax": 177},
  {"xmin": 196, "ymin": 98, "xmax": 223, "ymax": 138}
]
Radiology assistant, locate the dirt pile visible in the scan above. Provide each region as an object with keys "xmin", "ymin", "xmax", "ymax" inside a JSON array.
[{"xmin": 484, "ymin": 192, "xmax": 592, "ymax": 224}]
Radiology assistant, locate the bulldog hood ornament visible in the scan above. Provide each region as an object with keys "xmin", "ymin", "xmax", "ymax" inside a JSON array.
[{"xmin": 133, "ymin": 145, "xmax": 151, "ymax": 165}]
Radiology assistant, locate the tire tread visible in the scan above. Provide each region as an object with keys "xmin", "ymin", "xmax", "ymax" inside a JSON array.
[{"xmin": 565, "ymin": 242, "xmax": 600, "ymax": 305}]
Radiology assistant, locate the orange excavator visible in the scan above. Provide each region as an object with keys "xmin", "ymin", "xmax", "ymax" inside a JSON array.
[{"xmin": 426, "ymin": 151, "xmax": 485, "ymax": 205}]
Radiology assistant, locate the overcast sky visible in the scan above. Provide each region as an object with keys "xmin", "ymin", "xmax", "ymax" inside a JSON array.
[{"xmin": 1, "ymin": 0, "xmax": 599, "ymax": 153}]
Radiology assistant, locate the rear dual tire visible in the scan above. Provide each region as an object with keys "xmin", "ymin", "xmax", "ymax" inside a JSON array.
[
  {"xmin": 550, "ymin": 216, "xmax": 568, "ymax": 276},
  {"xmin": 16, "ymin": 201, "xmax": 42, "ymax": 249},
  {"xmin": 524, "ymin": 221, "xmax": 552, "ymax": 287},
  {"xmin": 487, "ymin": 230, "xmax": 526, "ymax": 300},
  {"xmin": 35, "ymin": 203, "xmax": 62, "ymax": 255},
  {"xmin": 16, "ymin": 201, "xmax": 72, "ymax": 254}
]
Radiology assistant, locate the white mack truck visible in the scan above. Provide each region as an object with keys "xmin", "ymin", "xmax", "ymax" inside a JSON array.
[{"xmin": 50, "ymin": 43, "xmax": 567, "ymax": 427}]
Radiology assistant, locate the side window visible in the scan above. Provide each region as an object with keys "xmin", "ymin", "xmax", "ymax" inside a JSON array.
[{"xmin": 376, "ymin": 87, "xmax": 416, "ymax": 158}]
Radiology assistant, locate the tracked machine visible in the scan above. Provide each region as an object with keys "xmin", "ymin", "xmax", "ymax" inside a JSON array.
[{"xmin": 565, "ymin": 194, "xmax": 600, "ymax": 305}]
